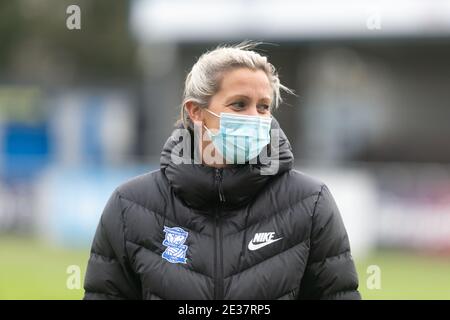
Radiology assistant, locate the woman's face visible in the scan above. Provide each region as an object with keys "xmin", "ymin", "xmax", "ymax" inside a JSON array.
[{"xmin": 202, "ymin": 67, "xmax": 272, "ymax": 131}]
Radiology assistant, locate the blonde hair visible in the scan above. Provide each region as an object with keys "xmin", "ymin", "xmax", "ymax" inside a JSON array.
[{"xmin": 180, "ymin": 41, "xmax": 294, "ymax": 128}]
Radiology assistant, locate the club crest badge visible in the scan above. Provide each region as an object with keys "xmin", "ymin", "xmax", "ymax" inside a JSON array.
[{"xmin": 162, "ymin": 226, "xmax": 189, "ymax": 264}]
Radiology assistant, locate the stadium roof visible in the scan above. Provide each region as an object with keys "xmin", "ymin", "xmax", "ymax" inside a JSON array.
[{"xmin": 130, "ymin": 0, "xmax": 450, "ymax": 42}]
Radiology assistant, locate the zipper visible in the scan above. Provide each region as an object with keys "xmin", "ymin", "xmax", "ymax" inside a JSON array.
[
  {"xmin": 214, "ymin": 168, "xmax": 225, "ymax": 300},
  {"xmin": 217, "ymin": 168, "xmax": 226, "ymax": 202}
]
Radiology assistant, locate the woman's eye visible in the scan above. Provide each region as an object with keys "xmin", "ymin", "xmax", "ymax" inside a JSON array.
[
  {"xmin": 231, "ymin": 102, "xmax": 245, "ymax": 109},
  {"xmin": 258, "ymin": 104, "xmax": 270, "ymax": 112}
]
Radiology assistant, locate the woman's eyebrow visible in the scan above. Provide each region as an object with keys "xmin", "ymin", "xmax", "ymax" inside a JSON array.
[
  {"xmin": 226, "ymin": 94, "xmax": 271, "ymax": 103},
  {"xmin": 226, "ymin": 94, "xmax": 250, "ymax": 102}
]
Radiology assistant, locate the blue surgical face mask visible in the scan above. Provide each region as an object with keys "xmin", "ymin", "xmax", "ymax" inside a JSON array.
[{"xmin": 203, "ymin": 109, "xmax": 272, "ymax": 164}]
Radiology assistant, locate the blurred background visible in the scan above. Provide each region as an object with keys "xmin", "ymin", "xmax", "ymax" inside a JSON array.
[{"xmin": 1, "ymin": 0, "xmax": 450, "ymax": 299}]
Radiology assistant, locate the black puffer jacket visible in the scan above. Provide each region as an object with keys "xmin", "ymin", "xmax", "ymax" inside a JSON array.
[{"xmin": 83, "ymin": 118, "xmax": 361, "ymax": 300}]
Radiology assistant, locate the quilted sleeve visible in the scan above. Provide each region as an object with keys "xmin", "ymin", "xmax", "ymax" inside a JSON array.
[
  {"xmin": 83, "ymin": 190, "xmax": 141, "ymax": 300},
  {"xmin": 298, "ymin": 185, "xmax": 361, "ymax": 300}
]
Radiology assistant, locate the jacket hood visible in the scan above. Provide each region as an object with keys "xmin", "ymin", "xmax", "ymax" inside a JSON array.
[{"xmin": 160, "ymin": 117, "xmax": 294, "ymax": 210}]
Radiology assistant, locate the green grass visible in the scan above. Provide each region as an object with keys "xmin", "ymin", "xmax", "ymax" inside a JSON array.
[
  {"xmin": 1, "ymin": 236, "xmax": 450, "ymax": 299},
  {"xmin": 356, "ymin": 250, "xmax": 450, "ymax": 300},
  {"xmin": 0, "ymin": 236, "xmax": 89, "ymax": 300}
]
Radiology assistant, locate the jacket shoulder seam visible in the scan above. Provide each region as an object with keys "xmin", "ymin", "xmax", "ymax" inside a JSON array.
[{"xmin": 311, "ymin": 184, "xmax": 326, "ymax": 218}]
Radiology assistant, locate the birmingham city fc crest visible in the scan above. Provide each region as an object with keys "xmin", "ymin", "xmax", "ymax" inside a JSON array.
[{"xmin": 162, "ymin": 226, "xmax": 189, "ymax": 264}]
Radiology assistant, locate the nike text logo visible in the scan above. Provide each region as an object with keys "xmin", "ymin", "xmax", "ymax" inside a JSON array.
[{"xmin": 248, "ymin": 232, "xmax": 283, "ymax": 251}]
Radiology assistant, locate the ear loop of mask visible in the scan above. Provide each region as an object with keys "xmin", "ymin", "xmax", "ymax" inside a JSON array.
[
  {"xmin": 203, "ymin": 108, "xmax": 220, "ymax": 135},
  {"xmin": 205, "ymin": 108, "xmax": 220, "ymax": 118}
]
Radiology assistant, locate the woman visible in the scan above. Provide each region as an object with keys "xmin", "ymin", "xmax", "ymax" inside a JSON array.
[{"xmin": 83, "ymin": 42, "xmax": 361, "ymax": 300}]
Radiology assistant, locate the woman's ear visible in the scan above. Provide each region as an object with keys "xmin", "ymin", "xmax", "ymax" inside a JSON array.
[{"xmin": 185, "ymin": 101, "xmax": 204, "ymax": 122}]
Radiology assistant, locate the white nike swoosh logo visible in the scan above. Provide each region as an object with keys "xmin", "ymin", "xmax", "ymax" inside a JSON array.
[{"xmin": 248, "ymin": 237, "xmax": 283, "ymax": 251}]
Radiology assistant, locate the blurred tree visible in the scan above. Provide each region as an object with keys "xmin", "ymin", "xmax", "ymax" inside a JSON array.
[{"xmin": 0, "ymin": 0, "xmax": 139, "ymax": 84}]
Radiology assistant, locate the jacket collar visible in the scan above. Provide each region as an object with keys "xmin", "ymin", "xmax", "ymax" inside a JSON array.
[{"xmin": 160, "ymin": 117, "xmax": 294, "ymax": 210}]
